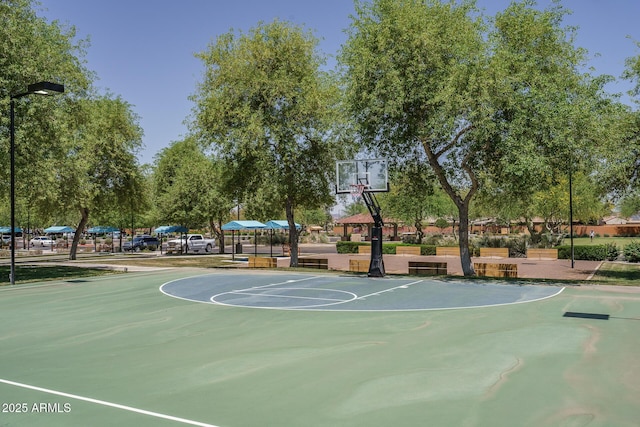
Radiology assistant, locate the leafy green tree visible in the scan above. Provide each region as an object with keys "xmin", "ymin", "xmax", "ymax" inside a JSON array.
[
  {"xmin": 53, "ymin": 95, "xmax": 144, "ymax": 259},
  {"xmin": 192, "ymin": 20, "xmax": 345, "ymax": 265},
  {"xmin": 378, "ymin": 162, "xmax": 441, "ymax": 243},
  {"xmin": 619, "ymin": 192, "xmax": 640, "ymax": 219},
  {"xmin": 1, "ymin": 0, "xmax": 92, "ymax": 229},
  {"xmin": 340, "ymin": 0, "xmax": 606, "ymax": 275},
  {"xmin": 152, "ymin": 138, "xmax": 235, "ymax": 252},
  {"xmin": 344, "ymin": 199, "xmax": 368, "ymax": 216},
  {"xmin": 598, "ymin": 47, "xmax": 640, "ymax": 198}
]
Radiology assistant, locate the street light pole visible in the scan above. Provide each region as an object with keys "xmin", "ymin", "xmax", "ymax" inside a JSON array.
[
  {"xmin": 9, "ymin": 82, "xmax": 64, "ymax": 285},
  {"xmin": 569, "ymin": 166, "xmax": 574, "ymax": 269}
]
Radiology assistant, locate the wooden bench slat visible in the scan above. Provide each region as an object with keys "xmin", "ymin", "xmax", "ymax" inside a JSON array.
[
  {"xmin": 358, "ymin": 245, "xmax": 371, "ymax": 254},
  {"xmin": 248, "ymin": 257, "xmax": 277, "ymax": 268},
  {"xmin": 479, "ymin": 247, "xmax": 509, "ymax": 258},
  {"xmin": 349, "ymin": 259, "xmax": 370, "ymax": 273},
  {"xmin": 474, "ymin": 262, "xmax": 517, "ymax": 278},
  {"xmin": 396, "ymin": 246, "xmax": 421, "ymax": 256},
  {"xmin": 298, "ymin": 258, "xmax": 328, "ymax": 269},
  {"xmin": 408, "ymin": 261, "xmax": 447, "ymax": 276},
  {"xmin": 436, "ymin": 247, "xmax": 460, "ymax": 256},
  {"xmin": 526, "ymin": 249, "xmax": 558, "ymax": 260}
]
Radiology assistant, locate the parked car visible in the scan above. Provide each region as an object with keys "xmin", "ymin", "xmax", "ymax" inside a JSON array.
[
  {"xmin": 166, "ymin": 234, "xmax": 215, "ymax": 254},
  {"xmin": 123, "ymin": 235, "xmax": 159, "ymax": 252},
  {"xmin": 30, "ymin": 236, "xmax": 55, "ymax": 247}
]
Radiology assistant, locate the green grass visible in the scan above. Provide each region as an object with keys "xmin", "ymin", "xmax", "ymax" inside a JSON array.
[
  {"xmin": 590, "ymin": 261, "xmax": 640, "ymax": 285},
  {"xmin": 0, "ymin": 265, "xmax": 118, "ymax": 284},
  {"xmin": 570, "ymin": 236, "xmax": 639, "ymax": 246},
  {"xmin": 91, "ymin": 255, "xmax": 237, "ymax": 268}
]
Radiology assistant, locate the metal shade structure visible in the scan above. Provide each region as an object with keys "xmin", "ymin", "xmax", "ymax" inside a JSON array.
[
  {"xmin": 154, "ymin": 225, "xmax": 189, "ymax": 254},
  {"xmin": 221, "ymin": 220, "xmax": 266, "ymax": 231},
  {"xmin": 221, "ymin": 220, "xmax": 266, "ymax": 259},
  {"xmin": 87, "ymin": 226, "xmax": 119, "ymax": 253},
  {"xmin": 263, "ymin": 220, "xmax": 301, "ymax": 230},
  {"xmin": 0, "ymin": 226, "xmax": 23, "ymax": 234},
  {"xmin": 87, "ymin": 226, "xmax": 119, "ymax": 234},
  {"xmin": 44, "ymin": 226, "xmax": 75, "ymax": 234},
  {"xmin": 264, "ymin": 220, "xmax": 301, "ymax": 257},
  {"xmin": 155, "ymin": 225, "xmax": 189, "ymax": 234}
]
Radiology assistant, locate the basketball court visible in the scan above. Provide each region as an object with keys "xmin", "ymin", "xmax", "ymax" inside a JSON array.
[
  {"xmin": 160, "ymin": 272, "xmax": 564, "ymax": 311},
  {"xmin": 1, "ymin": 269, "xmax": 638, "ymax": 426}
]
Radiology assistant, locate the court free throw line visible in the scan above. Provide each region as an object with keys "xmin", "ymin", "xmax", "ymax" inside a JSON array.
[{"xmin": 0, "ymin": 378, "xmax": 219, "ymax": 427}]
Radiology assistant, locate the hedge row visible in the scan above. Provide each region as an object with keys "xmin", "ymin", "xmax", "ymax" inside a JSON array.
[
  {"xmin": 557, "ymin": 244, "xmax": 619, "ymax": 261},
  {"xmin": 336, "ymin": 241, "xmax": 640, "ymax": 262},
  {"xmin": 336, "ymin": 241, "xmax": 437, "ymax": 255}
]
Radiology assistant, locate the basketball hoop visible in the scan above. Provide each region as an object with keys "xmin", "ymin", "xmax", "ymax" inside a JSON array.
[{"xmin": 350, "ymin": 183, "xmax": 367, "ymax": 199}]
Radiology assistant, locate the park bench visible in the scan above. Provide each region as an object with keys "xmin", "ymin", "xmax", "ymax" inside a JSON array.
[
  {"xmin": 408, "ymin": 261, "xmax": 448, "ymax": 276},
  {"xmin": 349, "ymin": 259, "xmax": 370, "ymax": 273},
  {"xmin": 298, "ymin": 258, "xmax": 328, "ymax": 269},
  {"xmin": 358, "ymin": 245, "xmax": 371, "ymax": 254},
  {"xmin": 248, "ymin": 257, "xmax": 277, "ymax": 268},
  {"xmin": 474, "ymin": 262, "xmax": 518, "ymax": 278},
  {"xmin": 436, "ymin": 247, "xmax": 460, "ymax": 256},
  {"xmin": 527, "ymin": 248, "xmax": 558, "ymax": 260},
  {"xmin": 396, "ymin": 246, "xmax": 421, "ymax": 256},
  {"xmin": 479, "ymin": 247, "xmax": 510, "ymax": 258}
]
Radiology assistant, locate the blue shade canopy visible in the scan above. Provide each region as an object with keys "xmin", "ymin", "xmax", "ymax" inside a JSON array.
[
  {"xmin": 155, "ymin": 225, "xmax": 188, "ymax": 234},
  {"xmin": 264, "ymin": 220, "xmax": 301, "ymax": 230},
  {"xmin": 221, "ymin": 220, "xmax": 266, "ymax": 231},
  {"xmin": 44, "ymin": 226, "xmax": 75, "ymax": 233},
  {"xmin": 0, "ymin": 226, "xmax": 22, "ymax": 233},
  {"xmin": 87, "ymin": 226, "xmax": 119, "ymax": 234}
]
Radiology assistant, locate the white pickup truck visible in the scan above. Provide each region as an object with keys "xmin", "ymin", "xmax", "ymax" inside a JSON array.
[{"xmin": 166, "ymin": 234, "xmax": 215, "ymax": 254}]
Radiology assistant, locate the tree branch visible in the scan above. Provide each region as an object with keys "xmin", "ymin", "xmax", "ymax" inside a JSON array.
[
  {"xmin": 434, "ymin": 123, "xmax": 474, "ymax": 159},
  {"xmin": 422, "ymin": 138, "xmax": 463, "ymax": 208}
]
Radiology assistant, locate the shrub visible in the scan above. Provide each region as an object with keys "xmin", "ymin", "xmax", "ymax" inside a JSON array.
[
  {"xmin": 475, "ymin": 235, "xmax": 527, "ymax": 258},
  {"xmin": 623, "ymin": 241, "xmax": 640, "ymax": 263},
  {"xmin": 557, "ymin": 244, "xmax": 619, "ymax": 261},
  {"xmin": 336, "ymin": 241, "xmax": 366, "ymax": 254}
]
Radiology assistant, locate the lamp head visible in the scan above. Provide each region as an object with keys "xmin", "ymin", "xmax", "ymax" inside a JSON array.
[{"xmin": 27, "ymin": 81, "xmax": 64, "ymax": 96}]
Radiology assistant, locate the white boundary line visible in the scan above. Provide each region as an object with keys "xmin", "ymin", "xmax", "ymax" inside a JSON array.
[
  {"xmin": 212, "ymin": 287, "xmax": 358, "ymax": 309},
  {"xmin": 0, "ymin": 378, "xmax": 219, "ymax": 427},
  {"xmin": 356, "ymin": 279, "xmax": 424, "ymax": 300},
  {"xmin": 159, "ymin": 272, "xmax": 566, "ymax": 312}
]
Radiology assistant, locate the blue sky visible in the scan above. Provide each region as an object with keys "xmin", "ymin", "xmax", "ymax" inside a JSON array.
[{"xmin": 37, "ymin": 0, "xmax": 640, "ymax": 165}]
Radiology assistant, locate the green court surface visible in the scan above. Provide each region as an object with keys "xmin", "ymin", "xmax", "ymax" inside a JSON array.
[{"xmin": 1, "ymin": 269, "xmax": 639, "ymax": 426}]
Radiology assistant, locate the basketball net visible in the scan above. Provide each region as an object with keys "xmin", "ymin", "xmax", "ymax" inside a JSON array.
[{"xmin": 350, "ymin": 183, "xmax": 367, "ymax": 201}]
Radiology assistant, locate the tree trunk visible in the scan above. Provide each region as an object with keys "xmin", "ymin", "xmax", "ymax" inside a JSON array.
[
  {"xmin": 69, "ymin": 207, "xmax": 89, "ymax": 260},
  {"xmin": 457, "ymin": 204, "xmax": 474, "ymax": 276},
  {"xmin": 414, "ymin": 215, "xmax": 424, "ymax": 244},
  {"xmin": 209, "ymin": 217, "xmax": 225, "ymax": 254},
  {"xmin": 286, "ymin": 199, "xmax": 299, "ymax": 267},
  {"xmin": 421, "ymin": 136, "xmax": 476, "ymax": 276}
]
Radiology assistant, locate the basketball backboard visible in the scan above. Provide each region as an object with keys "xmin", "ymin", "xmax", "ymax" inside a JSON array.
[{"xmin": 336, "ymin": 159, "xmax": 388, "ymax": 194}]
